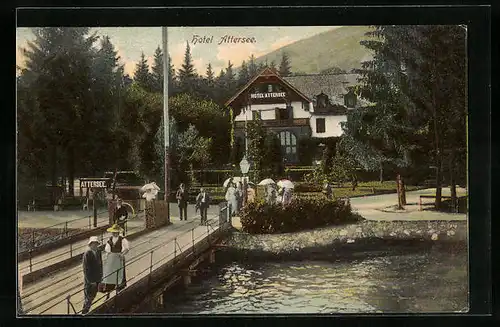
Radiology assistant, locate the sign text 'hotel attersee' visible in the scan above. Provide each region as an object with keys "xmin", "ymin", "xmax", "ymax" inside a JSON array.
[{"xmin": 250, "ymin": 92, "xmax": 287, "ymax": 99}]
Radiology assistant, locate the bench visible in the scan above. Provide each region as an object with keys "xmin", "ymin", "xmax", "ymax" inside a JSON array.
[{"xmin": 419, "ymin": 194, "xmax": 467, "ymax": 211}]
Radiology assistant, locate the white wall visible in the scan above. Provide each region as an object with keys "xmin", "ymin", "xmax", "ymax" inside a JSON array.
[
  {"xmin": 310, "ymin": 115, "xmax": 347, "ymax": 138},
  {"xmin": 234, "ymin": 101, "xmax": 311, "ymax": 121}
]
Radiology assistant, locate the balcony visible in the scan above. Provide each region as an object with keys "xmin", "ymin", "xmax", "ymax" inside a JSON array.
[{"xmin": 235, "ymin": 118, "xmax": 309, "ymax": 129}]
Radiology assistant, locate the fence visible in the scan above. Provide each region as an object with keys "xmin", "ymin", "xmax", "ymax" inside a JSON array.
[
  {"xmin": 19, "ymin": 210, "xmax": 110, "ymax": 254},
  {"xmin": 62, "ymin": 215, "xmax": 224, "ymax": 315},
  {"xmin": 21, "ymin": 205, "xmax": 228, "ymax": 315},
  {"xmin": 20, "ymin": 210, "xmax": 146, "ymax": 275}
]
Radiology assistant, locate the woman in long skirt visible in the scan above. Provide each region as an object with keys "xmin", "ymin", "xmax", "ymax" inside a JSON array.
[{"xmin": 99, "ymin": 224, "xmax": 130, "ymax": 293}]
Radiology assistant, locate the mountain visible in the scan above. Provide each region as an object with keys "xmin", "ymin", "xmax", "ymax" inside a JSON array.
[{"xmin": 248, "ymin": 26, "xmax": 375, "ymax": 74}]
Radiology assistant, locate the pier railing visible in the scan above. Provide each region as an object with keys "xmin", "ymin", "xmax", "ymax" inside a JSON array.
[
  {"xmin": 22, "ymin": 206, "xmax": 228, "ymax": 315},
  {"xmin": 19, "ymin": 210, "xmax": 146, "ymax": 275}
]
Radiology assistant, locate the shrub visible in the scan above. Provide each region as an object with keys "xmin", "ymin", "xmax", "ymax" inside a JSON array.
[
  {"xmin": 239, "ymin": 197, "xmax": 360, "ymax": 234},
  {"xmin": 294, "ymin": 182, "xmax": 323, "ymax": 193}
]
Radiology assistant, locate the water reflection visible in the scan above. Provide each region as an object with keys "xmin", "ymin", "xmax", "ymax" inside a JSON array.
[{"xmin": 161, "ymin": 246, "xmax": 468, "ymax": 314}]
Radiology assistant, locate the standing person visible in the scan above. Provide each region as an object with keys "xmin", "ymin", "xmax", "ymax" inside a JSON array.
[
  {"xmin": 225, "ymin": 183, "xmax": 238, "ymax": 216},
  {"xmin": 99, "ymin": 224, "xmax": 130, "ymax": 293},
  {"xmin": 196, "ymin": 188, "xmax": 211, "ymax": 225},
  {"xmin": 113, "ymin": 198, "xmax": 128, "ymax": 235},
  {"xmin": 282, "ymin": 187, "xmax": 292, "ymax": 207},
  {"xmin": 18, "ymin": 270, "xmax": 23, "ymax": 315},
  {"xmin": 82, "ymin": 236, "xmax": 104, "ymax": 315},
  {"xmin": 247, "ymin": 183, "xmax": 256, "ymax": 204},
  {"xmin": 266, "ymin": 184, "xmax": 277, "ymax": 205},
  {"xmin": 236, "ymin": 182, "xmax": 243, "ymax": 212},
  {"xmin": 176, "ymin": 183, "xmax": 188, "ymax": 221},
  {"xmin": 323, "ymin": 180, "xmax": 333, "ymax": 200}
]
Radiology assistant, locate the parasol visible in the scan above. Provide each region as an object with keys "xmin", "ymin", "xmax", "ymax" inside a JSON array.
[
  {"xmin": 277, "ymin": 179, "xmax": 294, "ymax": 189},
  {"xmin": 258, "ymin": 178, "xmax": 276, "ymax": 186}
]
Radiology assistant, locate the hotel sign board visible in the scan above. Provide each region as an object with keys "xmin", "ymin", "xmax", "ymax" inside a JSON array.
[{"xmin": 250, "ymin": 92, "xmax": 286, "ymax": 99}]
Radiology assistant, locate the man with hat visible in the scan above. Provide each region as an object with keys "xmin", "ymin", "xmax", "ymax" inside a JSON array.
[
  {"xmin": 82, "ymin": 236, "xmax": 104, "ymax": 314},
  {"xmin": 99, "ymin": 224, "xmax": 130, "ymax": 293},
  {"xmin": 113, "ymin": 198, "xmax": 128, "ymax": 235}
]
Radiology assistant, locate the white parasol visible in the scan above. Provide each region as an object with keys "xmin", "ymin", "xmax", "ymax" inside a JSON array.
[
  {"xmin": 140, "ymin": 182, "xmax": 160, "ymax": 201},
  {"xmin": 277, "ymin": 179, "xmax": 294, "ymax": 189},
  {"xmin": 223, "ymin": 177, "xmax": 249, "ymax": 188},
  {"xmin": 258, "ymin": 178, "xmax": 276, "ymax": 186}
]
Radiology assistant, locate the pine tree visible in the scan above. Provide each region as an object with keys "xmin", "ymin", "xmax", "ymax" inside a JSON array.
[
  {"xmin": 18, "ymin": 27, "xmax": 99, "ymax": 201},
  {"xmin": 279, "ymin": 52, "xmax": 292, "ymax": 76},
  {"xmin": 248, "ymin": 54, "xmax": 258, "ymax": 78},
  {"xmin": 206, "ymin": 63, "xmax": 214, "ymax": 85},
  {"xmin": 134, "ymin": 52, "xmax": 152, "ymax": 91},
  {"xmin": 178, "ymin": 41, "xmax": 197, "ymax": 93},
  {"xmin": 168, "ymin": 54, "xmax": 176, "ymax": 95},
  {"xmin": 151, "ymin": 46, "xmax": 163, "ymax": 93},
  {"xmin": 238, "ymin": 60, "xmax": 250, "ymax": 86},
  {"xmin": 225, "ymin": 61, "xmax": 235, "ymax": 86},
  {"xmin": 270, "ymin": 60, "xmax": 277, "ymax": 71}
]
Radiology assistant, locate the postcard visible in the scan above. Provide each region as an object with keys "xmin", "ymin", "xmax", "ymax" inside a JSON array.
[{"xmin": 16, "ymin": 24, "xmax": 469, "ymax": 316}]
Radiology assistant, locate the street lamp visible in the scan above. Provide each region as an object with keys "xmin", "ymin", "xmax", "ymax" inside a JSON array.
[{"xmin": 240, "ymin": 156, "xmax": 250, "ymax": 206}]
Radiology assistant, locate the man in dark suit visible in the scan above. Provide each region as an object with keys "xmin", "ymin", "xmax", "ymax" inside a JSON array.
[
  {"xmin": 196, "ymin": 188, "xmax": 210, "ymax": 225},
  {"xmin": 81, "ymin": 236, "xmax": 104, "ymax": 315},
  {"xmin": 176, "ymin": 183, "xmax": 188, "ymax": 220},
  {"xmin": 113, "ymin": 198, "xmax": 128, "ymax": 235}
]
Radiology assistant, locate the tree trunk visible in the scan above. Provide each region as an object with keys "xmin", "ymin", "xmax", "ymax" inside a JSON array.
[
  {"xmin": 67, "ymin": 148, "xmax": 75, "ymax": 197},
  {"xmin": 435, "ymin": 156, "xmax": 443, "ymax": 209},
  {"xmin": 50, "ymin": 146, "xmax": 58, "ymax": 206},
  {"xmin": 396, "ymin": 174, "xmax": 404, "ymax": 210},
  {"xmin": 449, "ymin": 151, "xmax": 457, "ymax": 213},
  {"xmin": 379, "ymin": 162, "xmax": 384, "ymax": 183}
]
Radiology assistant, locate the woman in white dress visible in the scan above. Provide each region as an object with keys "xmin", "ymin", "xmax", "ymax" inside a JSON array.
[
  {"xmin": 225, "ymin": 183, "xmax": 239, "ymax": 216},
  {"xmin": 99, "ymin": 224, "xmax": 130, "ymax": 293}
]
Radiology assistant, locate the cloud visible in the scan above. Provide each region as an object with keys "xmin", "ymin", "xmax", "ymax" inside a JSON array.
[
  {"xmin": 192, "ymin": 58, "xmax": 205, "ymax": 75},
  {"xmin": 170, "ymin": 42, "xmax": 189, "ymax": 73}
]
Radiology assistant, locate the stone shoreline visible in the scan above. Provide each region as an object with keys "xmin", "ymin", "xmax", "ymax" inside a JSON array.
[{"xmin": 222, "ymin": 219, "xmax": 467, "ymax": 258}]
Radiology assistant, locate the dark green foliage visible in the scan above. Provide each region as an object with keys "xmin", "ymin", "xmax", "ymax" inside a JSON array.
[
  {"xmin": 150, "ymin": 46, "xmax": 164, "ymax": 93},
  {"xmin": 278, "ymin": 52, "xmax": 292, "ymax": 76},
  {"xmin": 239, "ymin": 198, "xmax": 359, "ymax": 234},
  {"xmin": 134, "ymin": 52, "xmax": 152, "ymax": 91}
]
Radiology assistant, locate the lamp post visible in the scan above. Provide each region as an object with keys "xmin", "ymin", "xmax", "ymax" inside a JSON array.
[
  {"xmin": 239, "ymin": 156, "xmax": 250, "ymax": 206},
  {"xmin": 162, "ymin": 27, "xmax": 170, "ymax": 222}
]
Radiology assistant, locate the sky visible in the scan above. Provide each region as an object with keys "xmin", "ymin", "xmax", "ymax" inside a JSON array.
[{"xmin": 16, "ymin": 26, "xmax": 340, "ymax": 77}]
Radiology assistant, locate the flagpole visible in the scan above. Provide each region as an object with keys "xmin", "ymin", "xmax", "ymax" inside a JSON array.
[{"xmin": 162, "ymin": 27, "xmax": 170, "ymax": 221}]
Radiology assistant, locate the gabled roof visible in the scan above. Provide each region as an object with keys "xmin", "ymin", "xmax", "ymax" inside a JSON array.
[
  {"xmin": 225, "ymin": 67, "xmax": 312, "ymax": 107},
  {"xmin": 283, "ymin": 73, "xmax": 359, "ymax": 101},
  {"xmin": 283, "ymin": 73, "xmax": 373, "ymax": 108}
]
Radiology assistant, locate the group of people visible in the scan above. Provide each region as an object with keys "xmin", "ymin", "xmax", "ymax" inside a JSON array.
[
  {"xmin": 81, "ymin": 223, "xmax": 130, "ymax": 314},
  {"xmin": 224, "ymin": 180, "xmax": 256, "ymax": 216},
  {"xmin": 175, "ymin": 183, "xmax": 211, "ymax": 224},
  {"xmin": 264, "ymin": 183, "xmax": 293, "ymax": 206}
]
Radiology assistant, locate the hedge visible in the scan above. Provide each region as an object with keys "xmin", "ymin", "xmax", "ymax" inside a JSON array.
[{"xmin": 239, "ymin": 198, "xmax": 361, "ymax": 234}]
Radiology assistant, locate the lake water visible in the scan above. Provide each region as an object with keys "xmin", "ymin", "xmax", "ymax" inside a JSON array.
[{"xmin": 160, "ymin": 243, "xmax": 468, "ymax": 314}]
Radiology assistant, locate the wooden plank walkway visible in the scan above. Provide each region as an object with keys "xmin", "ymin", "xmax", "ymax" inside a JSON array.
[
  {"xmin": 22, "ymin": 215, "xmax": 221, "ymax": 315},
  {"xmin": 18, "ymin": 219, "xmax": 145, "ymax": 277}
]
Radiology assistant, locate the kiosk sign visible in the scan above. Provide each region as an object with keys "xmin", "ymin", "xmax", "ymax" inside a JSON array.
[{"xmin": 80, "ymin": 178, "xmax": 110, "ymax": 189}]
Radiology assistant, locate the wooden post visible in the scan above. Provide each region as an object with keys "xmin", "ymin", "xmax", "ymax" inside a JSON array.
[
  {"xmin": 396, "ymin": 174, "xmax": 404, "ymax": 210},
  {"xmin": 209, "ymin": 249, "xmax": 216, "ymax": 264}
]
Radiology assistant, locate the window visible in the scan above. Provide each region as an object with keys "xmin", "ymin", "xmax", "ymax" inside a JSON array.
[
  {"xmin": 302, "ymin": 101, "xmax": 310, "ymax": 111},
  {"xmin": 344, "ymin": 93, "xmax": 357, "ymax": 108},
  {"xmin": 316, "ymin": 93, "xmax": 329, "ymax": 109},
  {"xmin": 316, "ymin": 118, "xmax": 326, "ymax": 133},
  {"xmin": 252, "ymin": 111, "xmax": 261, "ymax": 120},
  {"xmin": 278, "ymin": 131, "xmax": 297, "ymax": 155},
  {"xmin": 268, "ymin": 84, "xmax": 273, "ymax": 92},
  {"xmin": 277, "ymin": 108, "xmax": 289, "ymax": 120}
]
